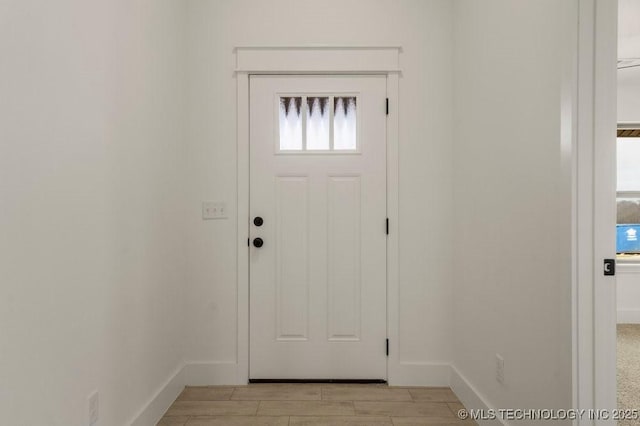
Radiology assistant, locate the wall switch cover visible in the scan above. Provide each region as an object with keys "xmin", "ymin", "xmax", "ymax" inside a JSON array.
[{"xmin": 202, "ymin": 201, "xmax": 227, "ymax": 219}]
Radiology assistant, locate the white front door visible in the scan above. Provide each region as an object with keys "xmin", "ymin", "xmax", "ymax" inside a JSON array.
[{"xmin": 249, "ymin": 75, "xmax": 387, "ymax": 380}]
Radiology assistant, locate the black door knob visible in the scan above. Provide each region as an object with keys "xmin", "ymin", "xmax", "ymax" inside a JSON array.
[
  {"xmin": 254, "ymin": 217, "xmax": 264, "ymax": 227},
  {"xmin": 253, "ymin": 237, "xmax": 264, "ymax": 248}
]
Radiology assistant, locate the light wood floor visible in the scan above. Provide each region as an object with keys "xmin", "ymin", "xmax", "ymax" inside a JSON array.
[{"xmin": 158, "ymin": 384, "xmax": 476, "ymax": 425}]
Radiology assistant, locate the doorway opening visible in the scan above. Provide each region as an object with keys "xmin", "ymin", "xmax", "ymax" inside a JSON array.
[
  {"xmin": 615, "ymin": 125, "xmax": 640, "ymax": 415},
  {"xmin": 615, "ymin": 0, "xmax": 640, "ymax": 417}
]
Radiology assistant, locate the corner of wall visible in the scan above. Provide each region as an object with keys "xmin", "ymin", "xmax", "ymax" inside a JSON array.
[
  {"xmin": 450, "ymin": 366, "xmax": 506, "ymax": 426},
  {"xmin": 128, "ymin": 363, "xmax": 186, "ymax": 426}
]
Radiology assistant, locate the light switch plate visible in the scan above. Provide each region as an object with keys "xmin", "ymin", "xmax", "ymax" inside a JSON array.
[{"xmin": 202, "ymin": 201, "xmax": 227, "ymax": 219}]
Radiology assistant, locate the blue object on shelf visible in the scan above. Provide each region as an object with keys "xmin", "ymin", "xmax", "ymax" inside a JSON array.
[{"xmin": 617, "ymin": 224, "xmax": 640, "ymax": 253}]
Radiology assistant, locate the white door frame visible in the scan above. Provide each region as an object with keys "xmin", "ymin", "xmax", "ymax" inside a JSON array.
[
  {"xmin": 235, "ymin": 46, "xmax": 401, "ymax": 384},
  {"xmin": 572, "ymin": 0, "xmax": 618, "ymax": 422}
]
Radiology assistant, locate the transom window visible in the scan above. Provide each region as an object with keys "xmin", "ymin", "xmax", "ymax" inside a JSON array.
[{"xmin": 278, "ymin": 95, "xmax": 357, "ymax": 152}]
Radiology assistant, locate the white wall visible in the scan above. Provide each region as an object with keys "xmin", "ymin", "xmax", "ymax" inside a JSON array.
[
  {"xmin": 184, "ymin": 0, "xmax": 455, "ymax": 382},
  {"xmin": 0, "ymin": 1, "xmax": 186, "ymax": 425},
  {"xmin": 618, "ymin": 67, "xmax": 640, "ymax": 123},
  {"xmin": 452, "ymin": 0, "xmax": 573, "ymax": 418},
  {"xmin": 618, "ymin": 265, "xmax": 640, "ymax": 324}
]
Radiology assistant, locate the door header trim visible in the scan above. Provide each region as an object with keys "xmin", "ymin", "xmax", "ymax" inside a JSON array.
[{"xmin": 235, "ymin": 46, "xmax": 401, "ymax": 74}]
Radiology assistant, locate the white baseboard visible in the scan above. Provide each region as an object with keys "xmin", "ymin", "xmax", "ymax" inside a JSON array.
[
  {"xmin": 183, "ymin": 361, "xmax": 452, "ymax": 387},
  {"xmin": 128, "ymin": 363, "xmax": 185, "ymax": 426},
  {"xmin": 618, "ymin": 310, "xmax": 640, "ymax": 324},
  {"xmin": 450, "ymin": 366, "xmax": 505, "ymax": 426},
  {"xmin": 183, "ymin": 361, "xmax": 241, "ymax": 386},
  {"xmin": 127, "ymin": 361, "xmax": 241, "ymax": 426},
  {"xmin": 127, "ymin": 362, "xmax": 505, "ymax": 426},
  {"xmin": 388, "ymin": 362, "xmax": 451, "ymax": 386}
]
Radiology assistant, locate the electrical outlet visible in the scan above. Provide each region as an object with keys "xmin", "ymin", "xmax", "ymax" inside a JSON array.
[
  {"xmin": 496, "ymin": 354, "xmax": 505, "ymax": 384},
  {"xmin": 202, "ymin": 201, "xmax": 227, "ymax": 220},
  {"xmin": 88, "ymin": 391, "xmax": 99, "ymax": 426}
]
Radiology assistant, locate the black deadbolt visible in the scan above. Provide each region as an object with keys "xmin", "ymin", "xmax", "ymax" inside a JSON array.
[
  {"xmin": 254, "ymin": 216, "xmax": 264, "ymax": 227},
  {"xmin": 253, "ymin": 237, "xmax": 264, "ymax": 248}
]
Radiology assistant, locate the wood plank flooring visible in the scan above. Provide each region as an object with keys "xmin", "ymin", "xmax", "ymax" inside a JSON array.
[{"xmin": 158, "ymin": 384, "xmax": 476, "ymax": 425}]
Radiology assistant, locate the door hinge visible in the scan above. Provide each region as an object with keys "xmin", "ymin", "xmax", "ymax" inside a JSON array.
[
  {"xmin": 604, "ymin": 258, "xmax": 616, "ymax": 276},
  {"xmin": 386, "ymin": 338, "xmax": 389, "ymax": 356},
  {"xmin": 386, "ymin": 98, "xmax": 389, "ymax": 115},
  {"xmin": 248, "ymin": 238, "xmax": 250, "ymax": 247},
  {"xmin": 386, "ymin": 218, "xmax": 389, "ymax": 235}
]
